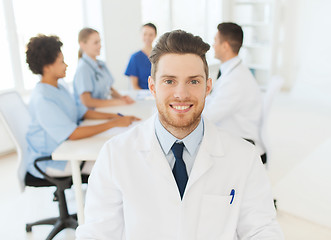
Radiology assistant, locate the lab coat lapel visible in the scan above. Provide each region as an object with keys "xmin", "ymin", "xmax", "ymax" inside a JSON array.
[
  {"xmin": 137, "ymin": 116, "xmax": 177, "ymax": 186},
  {"xmin": 185, "ymin": 118, "xmax": 225, "ymax": 192},
  {"xmin": 145, "ymin": 138, "xmax": 176, "ymax": 186}
]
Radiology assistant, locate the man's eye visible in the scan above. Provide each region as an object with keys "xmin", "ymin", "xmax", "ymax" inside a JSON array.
[
  {"xmin": 165, "ymin": 80, "xmax": 173, "ymax": 84},
  {"xmin": 191, "ymin": 80, "xmax": 199, "ymax": 84}
]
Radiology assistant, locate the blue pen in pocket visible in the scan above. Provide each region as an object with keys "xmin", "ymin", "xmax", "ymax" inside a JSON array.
[{"xmin": 230, "ymin": 189, "xmax": 235, "ymax": 204}]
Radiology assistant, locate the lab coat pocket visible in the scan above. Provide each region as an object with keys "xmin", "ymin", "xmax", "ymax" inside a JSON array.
[{"xmin": 197, "ymin": 195, "xmax": 233, "ymax": 239}]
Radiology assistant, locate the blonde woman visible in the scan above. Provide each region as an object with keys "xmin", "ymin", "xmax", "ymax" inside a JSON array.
[{"xmin": 74, "ymin": 28, "xmax": 134, "ymax": 108}]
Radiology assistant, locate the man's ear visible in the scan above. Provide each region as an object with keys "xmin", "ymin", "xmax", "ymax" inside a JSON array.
[
  {"xmin": 223, "ymin": 41, "xmax": 232, "ymax": 52},
  {"xmin": 206, "ymin": 77, "xmax": 212, "ymax": 95},
  {"xmin": 148, "ymin": 76, "xmax": 156, "ymax": 97}
]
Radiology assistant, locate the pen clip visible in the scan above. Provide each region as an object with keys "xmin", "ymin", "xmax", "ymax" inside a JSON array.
[{"xmin": 230, "ymin": 189, "xmax": 235, "ymax": 204}]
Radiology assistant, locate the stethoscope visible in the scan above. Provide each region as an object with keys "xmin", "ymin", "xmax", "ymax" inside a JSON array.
[
  {"xmin": 81, "ymin": 57, "xmax": 111, "ymax": 98},
  {"xmin": 81, "ymin": 58, "xmax": 103, "ymax": 81}
]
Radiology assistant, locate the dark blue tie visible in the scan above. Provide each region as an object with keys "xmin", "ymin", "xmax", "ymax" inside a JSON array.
[
  {"xmin": 216, "ymin": 69, "xmax": 222, "ymax": 79},
  {"xmin": 171, "ymin": 142, "xmax": 188, "ymax": 199}
]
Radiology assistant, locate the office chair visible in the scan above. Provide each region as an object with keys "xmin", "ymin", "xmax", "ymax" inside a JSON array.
[
  {"xmin": 260, "ymin": 75, "xmax": 284, "ymax": 167},
  {"xmin": 0, "ymin": 91, "xmax": 88, "ymax": 240}
]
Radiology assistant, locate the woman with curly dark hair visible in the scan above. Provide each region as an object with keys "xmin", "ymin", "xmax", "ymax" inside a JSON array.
[{"xmin": 25, "ymin": 34, "xmax": 139, "ymax": 178}]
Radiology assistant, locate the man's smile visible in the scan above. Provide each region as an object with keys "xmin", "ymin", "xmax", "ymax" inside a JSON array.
[{"xmin": 170, "ymin": 103, "xmax": 193, "ymax": 113}]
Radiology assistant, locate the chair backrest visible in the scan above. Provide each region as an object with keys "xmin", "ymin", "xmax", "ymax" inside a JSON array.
[
  {"xmin": 260, "ymin": 76, "xmax": 284, "ymax": 157},
  {"xmin": 0, "ymin": 91, "xmax": 31, "ymax": 191}
]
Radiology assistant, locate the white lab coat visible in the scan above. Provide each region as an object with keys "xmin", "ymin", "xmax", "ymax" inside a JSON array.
[
  {"xmin": 76, "ymin": 116, "xmax": 283, "ymax": 240},
  {"xmin": 204, "ymin": 57, "xmax": 264, "ymax": 154}
]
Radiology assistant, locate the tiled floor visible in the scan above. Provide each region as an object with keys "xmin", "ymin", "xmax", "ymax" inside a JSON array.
[{"xmin": 1, "ymin": 91, "xmax": 331, "ymax": 239}]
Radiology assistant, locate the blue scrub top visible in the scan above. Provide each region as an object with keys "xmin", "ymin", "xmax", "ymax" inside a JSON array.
[
  {"xmin": 125, "ymin": 50, "xmax": 151, "ymax": 89},
  {"xmin": 26, "ymin": 83, "xmax": 87, "ymax": 178},
  {"xmin": 73, "ymin": 53, "xmax": 115, "ymax": 107}
]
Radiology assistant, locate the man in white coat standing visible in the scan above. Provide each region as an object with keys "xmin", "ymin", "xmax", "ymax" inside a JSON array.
[
  {"xmin": 203, "ymin": 22, "xmax": 266, "ymax": 163},
  {"xmin": 76, "ymin": 30, "xmax": 283, "ymax": 239}
]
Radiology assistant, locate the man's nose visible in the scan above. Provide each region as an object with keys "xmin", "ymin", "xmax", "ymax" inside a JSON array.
[{"xmin": 173, "ymin": 83, "xmax": 190, "ymax": 100}]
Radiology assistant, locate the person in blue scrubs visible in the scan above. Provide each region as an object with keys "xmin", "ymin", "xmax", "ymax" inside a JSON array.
[
  {"xmin": 125, "ymin": 23, "xmax": 157, "ymax": 89},
  {"xmin": 74, "ymin": 28, "xmax": 134, "ymax": 108},
  {"xmin": 25, "ymin": 34, "xmax": 139, "ymax": 178}
]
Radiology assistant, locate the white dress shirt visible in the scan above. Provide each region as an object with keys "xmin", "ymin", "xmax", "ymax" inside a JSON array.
[{"xmin": 154, "ymin": 115, "xmax": 204, "ymax": 176}]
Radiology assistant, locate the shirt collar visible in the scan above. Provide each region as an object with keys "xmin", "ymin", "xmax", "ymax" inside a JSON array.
[
  {"xmin": 220, "ymin": 56, "xmax": 241, "ymax": 76},
  {"xmin": 154, "ymin": 115, "xmax": 204, "ymax": 156}
]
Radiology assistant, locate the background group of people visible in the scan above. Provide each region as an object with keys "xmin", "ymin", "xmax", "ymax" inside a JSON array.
[{"xmin": 25, "ymin": 26, "xmax": 143, "ymax": 178}]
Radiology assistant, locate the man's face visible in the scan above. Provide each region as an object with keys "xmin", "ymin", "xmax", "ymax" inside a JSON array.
[
  {"xmin": 213, "ymin": 31, "xmax": 225, "ymax": 61},
  {"xmin": 149, "ymin": 53, "xmax": 212, "ymax": 134}
]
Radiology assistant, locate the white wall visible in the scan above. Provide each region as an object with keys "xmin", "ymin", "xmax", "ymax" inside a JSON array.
[
  {"xmin": 101, "ymin": 0, "xmax": 142, "ymax": 91},
  {"xmin": 292, "ymin": 0, "xmax": 331, "ymax": 104},
  {"xmin": 273, "ymin": 0, "xmax": 300, "ymax": 90},
  {"xmin": 280, "ymin": 0, "xmax": 331, "ymax": 97},
  {"xmin": 82, "ymin": 0, "xmax": 106, "ymax": 60}
]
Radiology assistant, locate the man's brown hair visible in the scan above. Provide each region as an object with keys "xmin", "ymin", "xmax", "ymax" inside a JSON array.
[
  {"xmin": 217, "ymin": 22, "xmax": 243, "ymax": 54},
  {"xmin": 149, "ymin": 30, "xmax": 210, "ymax": 79}
]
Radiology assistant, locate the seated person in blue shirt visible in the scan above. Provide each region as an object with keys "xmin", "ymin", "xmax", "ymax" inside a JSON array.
[
  {"xmin": 25, "ymin": 34, "xmax": 139, "ymax": 178},
  {"xmin": 125, "ymin": 23, "xmax": 157, "ymax": 90},
  {"xmin": 74, "ymin": 28, "xmax": 135, "ymax": 108}
]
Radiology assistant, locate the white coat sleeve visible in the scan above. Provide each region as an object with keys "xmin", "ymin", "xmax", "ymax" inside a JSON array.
[
  {"xmin": 237, "ymin": 148, "xmax": 284, "ymax": 239},
  {"xmin": 76, "ymin": 143, "xmax": 125, "ymax": 240},
  {"xmin": 203, "ymin": 79, "xmax": 243, "ymax": 124}
]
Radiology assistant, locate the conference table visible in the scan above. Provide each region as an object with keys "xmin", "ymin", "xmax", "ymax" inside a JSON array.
[{"xmin": 52, "ymin": 90, "xmax": 156, "ymax": 224}]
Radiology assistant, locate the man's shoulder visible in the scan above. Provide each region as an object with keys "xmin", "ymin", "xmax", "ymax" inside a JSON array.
[
  {"xmin": 204, "ymin": 118, "xmax": 257, "ymax": 156},
  {"xmin": 105, "ymin": 116, "xmax": 155, "ymax": 149},
  {"xmin": 224, "ymin": 63, "xmax": 260, "ymax": 90},
  {"xmin": 227, "ymin": 62, "xmax": 250, "ymax": 76},
  {"xmin": 213, "ymin": 128, "xmax": 259, "ymax": 169},
  {"xmin": 204, "ymin": 118, "xmax": 245, "ymax": 142}
]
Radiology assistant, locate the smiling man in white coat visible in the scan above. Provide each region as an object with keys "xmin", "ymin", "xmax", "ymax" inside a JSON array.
[
  {"xmin": 203, "ymin": 22, "xmax": 266, "ymax": 163},
  {"xmin": 76, "ymin": 30, "xmax": 283, "ymax": 239}
]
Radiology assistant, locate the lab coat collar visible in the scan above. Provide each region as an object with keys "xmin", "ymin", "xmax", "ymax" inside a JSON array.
[
  {"xmin": 220, "ymin": 56, "xmax": 241, "ymax": 77},
  {"xmin": 136, "ymin": 114, "xmax": 225, "ymax": 199},
  {"xmin": 154, "ymin": 115, "xmax": 204, "ymax": 157},
  {"xmin": 137, "ymin": 114, "xmax": 224, "ymax": 157}
]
